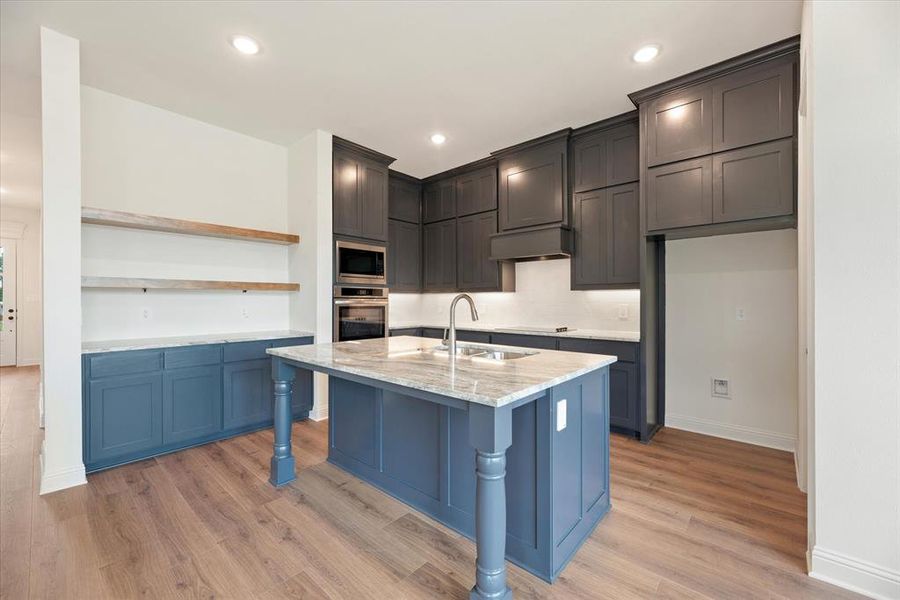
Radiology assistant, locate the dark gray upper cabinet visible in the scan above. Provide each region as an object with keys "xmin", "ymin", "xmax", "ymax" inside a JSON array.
[
  {"xmin": 388, "ymin": 218, "xmax": 422, "ymax": 292},
  {"xmin": 646, "ymin": 156, "xmax": 713, "ymax": 231},
  {"xmin": 388, "ymin": 173, "xmax": 422, "ymax": 224},
  {"xmin": 571, "ymin": 119, "xmax": 639, "ymax": 193},
  {"xmin": 645, "ymin": 84, "xmax": 713, "ymax": 167},
  {"xmin": 572, "ymin": 183, "xmax": 639, "ymax": 289},
  {"xmin": 713, "ymin": 138, "xmax": 794, "ymax": 223},
  {"xmin": 423, "ymin": 219, "xmax": 456, "ymax": 292},
  {"xmin": 332, "ymin": 138, "xmax": 395, "ymax": 242},
  {"xmin": 457, "ymin": 212, "xmax": 514, "ymax": 292},
  {"xmin": 359, "ymin": 161, "xmax": 388, "ymax": 241},
  {"xmin": 495, "ymin": 134, "xmax": 569, "ymax": 231},
  {"xmin": 712, "ymin": 57, "xmax": 795, "ymax": 153},
  {"xmin": 455, "ymin": 166, "xmax": 498, "ymax": 216},
  {"xmin": 423, "ymin": 178, "xmax": 456, "ymax": 223}
]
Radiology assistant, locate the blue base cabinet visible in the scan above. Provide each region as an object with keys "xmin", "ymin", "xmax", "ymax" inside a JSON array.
[{"xmin": 83, "ymin": 336, "xmax": 313, "ymax": 473}]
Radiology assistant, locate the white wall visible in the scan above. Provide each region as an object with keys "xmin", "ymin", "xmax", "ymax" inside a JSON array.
[
  {"xmin": 390, "ymin": 258, "xmax": 640, "ymax": 333},
  {"xmin": 287, "ymin": 129, "xmax": 332, "ymax": 420},
  {"xmin": 80, "ymin": 86, "xmax": 293, "ymax": 341},
  {"xmin": 665, "ymin": 230, "xmax": 799, "ymax": 451},
  {"xmin": 0, "ymin": 205, "xmax": 42, "ymax": 365},
  {"xmin": 805, "ymin": 2, "xmax": 900, "ymax": 598},
  {"xmin": 39, "ymin": 28, "xmax": 86, "ymax": 494}
]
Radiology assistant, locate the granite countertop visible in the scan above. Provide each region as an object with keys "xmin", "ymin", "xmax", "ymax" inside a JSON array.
[
  {"xmin": 268, "ymin": 335, "xmax": 616, "ymax": 408},
  {"xmin": 82, "ymin": 330, "xmax": 315, "ymax": 354},
  {"xmin": 389, "ymin": 322, "xmax": 640, "ymax": 343}
]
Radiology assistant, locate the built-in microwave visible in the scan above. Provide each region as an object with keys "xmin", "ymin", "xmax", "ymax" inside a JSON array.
[{"xmin": 335, "ymin": 240, "xmax": 386, "ymax": 286}]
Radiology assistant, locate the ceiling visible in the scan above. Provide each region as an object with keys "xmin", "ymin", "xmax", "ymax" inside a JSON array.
[{"xmin": 0, "ymin": 1, "xmax": 801, "ymax": 209}]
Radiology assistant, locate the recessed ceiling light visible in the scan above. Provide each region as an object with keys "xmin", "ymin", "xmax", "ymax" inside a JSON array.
[
  {"xmin": 230, "ymin": 35, "xmax": 260, "ymax": 55},
  {"xmin": 633, "ymin": 45, "xmax": 660, "ymax": 63},
  {"xmin": 430, "ymin": 133, "xmax": 446, "ymax": 145}
]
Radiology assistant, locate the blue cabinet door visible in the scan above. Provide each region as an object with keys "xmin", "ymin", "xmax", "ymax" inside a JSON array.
[
  {"xmin": 88, "ymin": 372, "xmax": 163, "ymax": 463},
  {"xmin": 223, "ymin": 359, "xmax": 273, "ymax": 430},
  {"xmin": 163, "ymin": 365, "xmax": 222, "ymax": 444}
]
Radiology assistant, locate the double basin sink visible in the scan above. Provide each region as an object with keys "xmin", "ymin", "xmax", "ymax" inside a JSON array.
[{"xmin": 389, "ymin": 341, "xmax": 538, "ymax": 363}]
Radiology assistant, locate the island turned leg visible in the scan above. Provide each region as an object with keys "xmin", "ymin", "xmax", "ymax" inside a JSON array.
[
  {"xmin": 468, "ymin": 403, "xmax": 514, "ymax": 600},
  {"xmin": 269, "ymin": 358, "xmax": 297, "ymax": 487}
]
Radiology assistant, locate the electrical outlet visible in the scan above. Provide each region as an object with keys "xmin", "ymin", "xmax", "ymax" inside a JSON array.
[
  {"xmin": 241, "ymin": 308, "xmax": 250, "ymax": 319},
  {"xmin": 617, "ymin": 304, "xmax": 629, "ymax": 320},
  {"xmin": 142, "ymin": 308, "xmax": 151, "ymax": 320},
  {"xmin": 736, "ymin": 307, "xmax": 747, "ymax": 321},
  {"xmin": 557, "ymin": 399, "xmax": 567, "ymax": 431},
  {"xmin": 712, "ymin": 378, "xmax": 730, "ymax": 398}
]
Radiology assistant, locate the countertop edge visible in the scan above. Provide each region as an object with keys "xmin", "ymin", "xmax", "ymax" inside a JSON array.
[{"xmin": 82, "ymin": 330, "xmax": 316, "ymax": 354}]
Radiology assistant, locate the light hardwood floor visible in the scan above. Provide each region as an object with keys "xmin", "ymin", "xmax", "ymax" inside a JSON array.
[{"xmin": 0, "ymin": 366, "xmax": 859, "ymax": 599}]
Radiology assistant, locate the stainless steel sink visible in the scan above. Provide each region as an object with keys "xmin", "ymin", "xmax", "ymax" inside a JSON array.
[
  {"xmin": 473, "ymin": 349, "xmax": 536, "ymax": 361},
  {"xmin": 431, "ymin": 343, "xmax": 492, "ymax": 357}
]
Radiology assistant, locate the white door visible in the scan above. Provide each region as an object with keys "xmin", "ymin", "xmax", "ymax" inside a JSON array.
[{"xmin": 0, "ymin": 239, "xmax": 17, "ymax": 366}]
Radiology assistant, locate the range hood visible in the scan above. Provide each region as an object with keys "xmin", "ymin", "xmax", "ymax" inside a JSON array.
[{"xmin": 489, "ymin": 224, "xmax": 572, "ymax": 261}]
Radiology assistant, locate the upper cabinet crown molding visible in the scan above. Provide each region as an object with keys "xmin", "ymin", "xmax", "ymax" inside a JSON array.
[
  {"xmin": 627, "ymin": 35, "xmax": 800, "ymax": 106},
  {"xmin": 332, "ymin": 136, "xmax": 397, "ymax": 167},
  {"xmin": 422, "ymin": 155, "xmax": 497, "ymax": 184},
  {"xmin": 490, "ymin": 128, "xmax": 572, "ymax": 159},
  {"xmin": 571, "ymin": 110, "xmax": 638, "ymax": 138}
]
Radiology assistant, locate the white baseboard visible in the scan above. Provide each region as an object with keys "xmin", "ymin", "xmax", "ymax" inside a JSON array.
[
  {"xmin": 39, "ymin": 443, "xmax": 87, "ymax": 495},
  {"xmin": 665, "ymin": 413, "xmax": 796, "ymax": 452},
  {"xmin": 16, "ymin": 356, "xmax": 41, "ymax": 367},
  {"xmin": 309, "ymin": 406, "xmax": 329, "ymax": 422},
  {"xmin": 810, "ymin": 546, "xmax": 900, "ymax": 600}
]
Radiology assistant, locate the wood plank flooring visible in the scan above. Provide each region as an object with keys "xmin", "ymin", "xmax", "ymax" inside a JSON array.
[{"xmin": 0, "ymin": 366, "xmax": 860, "ymax": 599}]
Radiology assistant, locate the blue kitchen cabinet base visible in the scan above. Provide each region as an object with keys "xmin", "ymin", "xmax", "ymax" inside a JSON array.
[
  {"xmin": 83, "ymin": 336, "xmax": 313, "ymax": 473},
  {"xmin": 325, "ymin": 369, "xmax": 611, "ymax": 583}
]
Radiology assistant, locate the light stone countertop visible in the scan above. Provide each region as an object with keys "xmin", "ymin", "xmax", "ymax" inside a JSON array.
[
  {"xmin": 389, "ymin": 322, "xmax": 640, "ymax": 343},
  {"xmin": 82, "ymin": 330, "xmax": 315, "ymax": 354},
  {"xmin": 268, "ymin": 335, "xmax": 617, "ymax": 408}
]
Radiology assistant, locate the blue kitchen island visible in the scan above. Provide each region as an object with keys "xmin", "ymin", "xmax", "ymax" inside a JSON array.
[{"xmin": 267, "ymin": 335, "xmax": 616, "ymax": 600}]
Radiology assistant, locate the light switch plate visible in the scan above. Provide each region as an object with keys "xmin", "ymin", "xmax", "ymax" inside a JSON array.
[
  {"xmin": 712, "ymin": 378, "xmax": 730, "ymax": 398},
  {"xmin": 557, "ymin": 399, "xmax": 567, "ymax": 431}
]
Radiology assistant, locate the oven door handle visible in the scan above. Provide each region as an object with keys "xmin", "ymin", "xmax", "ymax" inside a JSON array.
[{"xmin": 334, "ymin": 299, "xmax": 389, "ymax": 305}]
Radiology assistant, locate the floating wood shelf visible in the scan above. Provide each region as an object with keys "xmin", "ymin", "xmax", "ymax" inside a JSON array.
[
  {"xmin": 81, "ymin": 207, "xmax": 300, "ymax": 245},
  {"xmin": 82, "ymin": 277, "xmax": 300, "ymax": 292}
]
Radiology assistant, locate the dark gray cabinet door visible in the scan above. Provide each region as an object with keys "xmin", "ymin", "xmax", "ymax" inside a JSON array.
[
  {"xmin": 646, "ymin": 84, "xmax": 713, "ymax": 167},
  {"xmin": 360, "ymin": 160, "xmax": 389, "ymax": 241},
  {"xmin": 388, "ymin": 218, "xmax": 422, "ymax": 292},
  {"xmin": 223, "ymin": 359, "xmax": 273, "ymax": 430},
  {"xmin": 423, "ymin": 178, "xmax": 456, "ymax": 223},
  {"xmin": 498, "ymin": 139, "xmax": 567, "ymax": 231},
  {"xmin": 490, "ymin": 332, "xmax": 559, "ymax": 350},
  {"xmin": 606, "ymin": 183, "xmax": 640, "ymax": 285},
  {"xmin": 333, "ymin": 150, "xmax": 362, "ymax": 238},
  {"xmin": 423, "ymin": 219, "xmax": 456, "ymax": 292},
  {"xmin": 162, "ymin": 365, "xmax": 222, "ymax": 445},
  {"xmin": 88, "ymin": 372, "xmax": 163, "ymax": 462},
  {"xmin": 646, "ymin": 156, "xmax": 713, "ymax": 231},
  {"xmin": 572, "ymin": 188, "xmax": 607, "ymax": 287},
  {"xmin": 713, "ymin": 138, "xmax": 794, "ymax": 223},
  {"xmin": 608, "ymin": 362, "xmax": 638, "ymax": 431},
  {"xmin": 388, "ymin": 176, "xmax": 421, "ymax": 223},
  {"xmin": 456, "ymin": 166, "xmax": 498, "ymax": 216},
  {"xmin": 572, "ymin": 183, "xmax": 639, "ymax": 288},
  {"xmin": 457, "ymin": 211, "xmax": 499, "ymax": 291},
  {"xmin": 571, "ymin": 122, "xmax": 639, "ymax": 193},
  {"xmin": 712, "ymin": 58, "xmax": 795, "ymax": 153}
]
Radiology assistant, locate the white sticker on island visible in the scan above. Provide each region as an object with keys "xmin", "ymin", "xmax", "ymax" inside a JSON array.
[{"xmin": 557, "ymin": 399, "xmax": 567, "ymax": 432}]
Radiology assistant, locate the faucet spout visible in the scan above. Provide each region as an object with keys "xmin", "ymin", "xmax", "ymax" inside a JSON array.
[{"xmin": 447, "ymin": 293, "xmax": 480, "ymax": 357}]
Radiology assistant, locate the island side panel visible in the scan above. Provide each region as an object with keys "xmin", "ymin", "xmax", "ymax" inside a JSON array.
[{"xmin": 550, "ymin": 367, "xmax": 611, "ymax": 578}]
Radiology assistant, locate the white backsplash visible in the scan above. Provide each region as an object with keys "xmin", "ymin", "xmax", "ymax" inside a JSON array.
[{"xmin": 390, "ymin": 258, "xmax": 640, "ymax": 331}]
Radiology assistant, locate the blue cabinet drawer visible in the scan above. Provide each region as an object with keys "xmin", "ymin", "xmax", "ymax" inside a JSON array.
[
  {"xmin": 557, "ymin": 338, "xmax": 638, "ymax": 363},
  {"xmin": 87, "ymin": 350, "xmax": 163, "ymax": 379},
  {"xmin": 270, "ymin": 336, "xmax": 313, "ymax": 348},
  {"xmin": 164, "ymin": 345, "xmax": 222, "ymax": 369},
  {"xmin": 223, "ymin": 340, "xmax": 272, "ymax": 363},
  {"xmin": 88, "ymin": 372, "xmax": 163, "ymax": 462},
  {"xmin": 163, "ymin": 365, "xmax": 222, "ymax": 444}
]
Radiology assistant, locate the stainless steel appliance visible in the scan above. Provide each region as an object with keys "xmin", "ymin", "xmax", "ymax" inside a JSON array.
[
  {"xmin": 333, "ymin": 286, "xmax": 389, "ymax": 341},
  {"xmin": 335, "ymin": 240, "xmax": 386, "ymax": 286}
]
